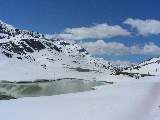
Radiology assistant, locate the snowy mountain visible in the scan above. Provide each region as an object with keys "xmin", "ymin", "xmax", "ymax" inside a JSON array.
[
  {"xmin": 121, "ymin": 57, "xmax": 160, "ymax": 78},
  {"xmin": 0, "ymin": 20, "xmax": 114, "ymax": 81}
]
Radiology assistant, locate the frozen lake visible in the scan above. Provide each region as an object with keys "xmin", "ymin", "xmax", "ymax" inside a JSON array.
[{"xmin": 0, "ymin": 79, "xmax": 104, "ymax": 98}]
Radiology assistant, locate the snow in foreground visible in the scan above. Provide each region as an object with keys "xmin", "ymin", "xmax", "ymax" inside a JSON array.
[{"xmin": 0, "ymin": 75, "xmax": 160, "ymax": 120}]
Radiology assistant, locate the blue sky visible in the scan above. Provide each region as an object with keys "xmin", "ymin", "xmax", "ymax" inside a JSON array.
[{"xmin": 0, "ymin": 0, "xmax": 160, "ymax": 64}]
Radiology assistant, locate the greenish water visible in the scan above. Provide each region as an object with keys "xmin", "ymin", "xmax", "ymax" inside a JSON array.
[{"xmin": 0, "ymin": 79, "xmax": 104, "ymax": 98}]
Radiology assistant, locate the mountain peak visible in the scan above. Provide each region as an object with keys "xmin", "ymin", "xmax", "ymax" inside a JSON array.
[
  {"xmin": 0, "ymin": 20, "xmax": 45, "ymax": 41},
  {"xmin": 0, "ymin": 20, "xmax": 15, "ymax": 30}
]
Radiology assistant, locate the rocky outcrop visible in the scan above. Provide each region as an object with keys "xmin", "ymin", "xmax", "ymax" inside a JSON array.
[{"xmin": 0, "ymin": 95, "xmax": 17, "ymax": 100}]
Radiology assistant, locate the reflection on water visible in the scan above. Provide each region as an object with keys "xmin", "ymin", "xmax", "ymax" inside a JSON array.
[{"xmin": 0, "ymin": 79, "xmax": 104, "ymax": 98}]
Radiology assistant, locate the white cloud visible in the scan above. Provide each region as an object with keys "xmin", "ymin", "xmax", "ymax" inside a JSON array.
[
  {"xmin": 129, "ymin": 42, "xmax": 160, "ymax": 55},
  {"xmin": 141, "ymin": 42, "xmax": 160, "ymax": 55},
  {"xmin": 124, "ymin": 18, "xmax": 160, "ymax": 36},
  {"xmin": 78, "ymin": 40, "xmax": 129, "ymax": 55},
  {"xmin": 46, "ymin": 24, "xmax": 130, "ymax": 40},
  {"xmin": 109, "ymin": 60, "xmax": 136, "ymax": 66},
  {"xmin": 78, "ymin": 40, "xmax": 160, "ymax": 56}
]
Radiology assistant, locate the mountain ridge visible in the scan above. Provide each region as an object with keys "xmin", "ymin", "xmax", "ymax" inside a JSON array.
[{"xmin": 0, "ymin": 20, "xmax": 114, "ymax": 81}]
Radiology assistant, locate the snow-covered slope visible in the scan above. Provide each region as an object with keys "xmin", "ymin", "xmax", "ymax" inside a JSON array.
[
  {"xmin": 0, "ymin": 20, "xmax": 114, "ymax": 81},
  {"xmin": 1, "ymin": 75, "xmax": 160, "ymax": 120},
  {"xmin": 123, "ymin": 57, "xmax": 160, "ymax": 76}
]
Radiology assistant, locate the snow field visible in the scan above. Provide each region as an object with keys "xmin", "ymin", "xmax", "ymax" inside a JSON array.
[{"xmin": 0, "ymin": 76, "xmax": 160, "ymax": 120}]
